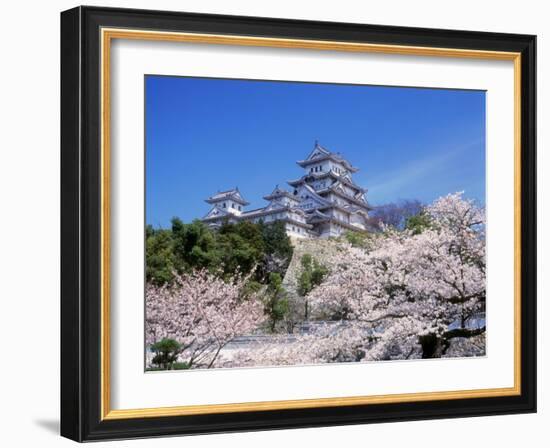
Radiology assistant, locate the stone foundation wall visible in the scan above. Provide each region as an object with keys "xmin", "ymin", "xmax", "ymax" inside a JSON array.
[{"xmin": 282, "ymin": 237, "xmax": 346, "ymax": 326}]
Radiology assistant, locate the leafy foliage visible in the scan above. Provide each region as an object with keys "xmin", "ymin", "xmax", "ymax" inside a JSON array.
[
  {"xmin": 263, "ymin": 273, "xmax": 289, "ymax": 332},
  {"xmin": 172, "ymin": 218, "xmax": 219, "ymax": 271},
  {"xmin": 150, "ymin": 338, "xmax": 182, "ymax": 370},
  {"xmin": 296, "ymin": 254, "xmax": 329, "ymax": 320},
  {"xmin": 146, "ymin": 220, "xmax": 293, "ymax": 285},
  {"xmin": 146, "ymin": 226, "xmax": 176, "ymax": 285},
  {"xmin": 344, "ymin": 230, "xmax": 369, "ymax": 248},
  {"xmin": 404, "ymin": 211, "xmax": 432, "ymax": 235},
  {"xmin": 297, "ymin": 254, "xmax": 329, "ymax": 297},
  {"xmin": 217, "ymin": 221, "xmax": 265, "ymax": 275},
  {"xmin": 259, "ymin": 220, "xmax": 294, "ymax": 260}
]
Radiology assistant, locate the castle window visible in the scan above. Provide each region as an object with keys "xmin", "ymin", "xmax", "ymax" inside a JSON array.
[
  {"xmin": 223, "ymin": 203, "xmax": 226, "ymax": 208},
  {"xmin": 238, "ymin": 205, "xmax": 242, "ymax": 211},
  {"xmin": 319, "ymin": 165, "xmax": 323, "ymax": 171}
]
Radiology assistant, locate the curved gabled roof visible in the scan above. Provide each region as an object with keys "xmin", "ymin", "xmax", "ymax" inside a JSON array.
[
  {"xmin": 315, "ymin": 186, "xmax": 373, "ymax": 211},
  {"xmin": 202, "ymin": 206, "xmax": 231, "ymax": 221},
  {"xmin": 205, "ymin": 188, "xmax": 250, "ymax": 205},
  {"xmin": 287, "ymin": 171, "xmax": 366, "ymax": 193},
  {"xmin": 262, "ymin": 185, "xmax": 299, "ymax": 201},
  {"xmin": 240, "ymin": 203, "xmax": 307, "ymax": 220},
  {"xmin": 296, "ymin": 142, "xmax": 359, "ymax": 173}
]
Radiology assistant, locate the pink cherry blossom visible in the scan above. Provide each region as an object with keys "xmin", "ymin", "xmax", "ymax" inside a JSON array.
[
  {"xmin": 147, "ymin": 192, "xmax": 486, "ymax": 368},
  {"xmin": 146, "ymin": 269, "xmax": 264, "ymax": 368}
]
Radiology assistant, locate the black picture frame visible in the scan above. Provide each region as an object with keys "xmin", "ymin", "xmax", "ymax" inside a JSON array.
[{"xmin": 61, "ymin": 5, "xmax": 536, "ymax": 442}]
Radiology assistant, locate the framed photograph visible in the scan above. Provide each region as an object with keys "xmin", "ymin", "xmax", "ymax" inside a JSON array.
[{"xmin": 60, "ymin": 6, "xmax": 536, "ymax": 441}]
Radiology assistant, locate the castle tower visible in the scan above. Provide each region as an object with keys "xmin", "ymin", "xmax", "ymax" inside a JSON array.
[
  {"xmin": 202, "ymin": 188, "xmax": 249, "ymax": 225},
  {"xmin": 296, "ymin": 141, "xmax": 359, "ymax": 178},
  {"xmin": 201, "ymin": 142, "xmax": 371, "ymax": 238},
  {"xmin": 287, "ymin": 142, "xmax": 371, "ymax": 237}
]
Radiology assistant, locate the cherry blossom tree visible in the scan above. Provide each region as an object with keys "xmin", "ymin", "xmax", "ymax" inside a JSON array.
[
  {"xmin": 147, "ymin": 192, "xmax": 486, "ymax": 369},
  {"xmin": 307, "ymin": 192, "xmax": 486, "ymax": 360},
  {"xmin": 226, "ymin": 192, "xmax": 487, "ymax": 367},
  {"xmin": 146, "ymin": 269, "xmax": 264, "ymax": 369}
]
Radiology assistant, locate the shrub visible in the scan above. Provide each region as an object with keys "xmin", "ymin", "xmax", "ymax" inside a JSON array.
[
  {"xmin": 172, "ymin": 362, "xmax": 191, "ymax": 370},
  {"xmin": 297, "ymin": 254, "xmax": 328, "ymax": 296},
  {"xmin": 405, "ymin": 212, "xmax": 432, "ymax": 235},
  {"xmin": 263, "ymin": 272, "xmax": 289, "ymax": 332},
  {"xmin": 150, "ymin": 338, "xmax": 182, "ymax": 370},
  {"xmin": 296, "ymin": 254, "xmax": 329, "ymax": 320},
  {"xmin": 344, "ymin": 231, "xmax": 368, "ymax": 248}
]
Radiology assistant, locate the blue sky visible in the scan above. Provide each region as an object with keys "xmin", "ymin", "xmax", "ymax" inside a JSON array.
[{"xmin": 145, "ymin": 75, "xmax": 485, "ymax": 227}]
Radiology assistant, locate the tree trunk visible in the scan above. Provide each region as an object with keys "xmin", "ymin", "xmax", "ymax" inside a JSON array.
[{"xmin": 419, "ymin": 333, "xmax": 444, "ymax": 358}]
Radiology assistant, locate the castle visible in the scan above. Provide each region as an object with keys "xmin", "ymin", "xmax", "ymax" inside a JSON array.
[{"xmin": 202, "ymin": 143, "xmax": 372, "ymax": 238}]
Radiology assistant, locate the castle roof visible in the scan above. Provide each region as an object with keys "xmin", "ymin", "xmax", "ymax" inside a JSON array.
[
  {"xmin": 308, "ymin": 209, "xmax": 330, "ymax": 221},
  {"xmin": 202, "ymin": 206, "xmax": 238, "ymax": 222},
  {"xmin": 316, "ymin": 185, "xmax": 373, "ymax": 210},
  {"xmin": 262, "ymin": 186, "xmax": 299, "ymax": 201},
  {"xmin": 287, "ymin": 171, "xmax": 366, "ymax": 193},
  {"xmin": 296, "ymin": 143, "xmax": 359, "ymax": 173},
  {"xmin": 205, "ymin": 188, "xmax": 249, "ymax": 205},
  {"xmin": 240, "ymin": 203, "xmax": 305, "ymax": 219},
  {"xmin": 301, "ymin": 184, "xmax": 332, "ymax": 206},
  {"xmin": 316, "ymin": 202, "xmax": 370, "ymax": 215},
  {"xmin": 306, "ymin": 211, "xmax": 368, "ymax": 232}
]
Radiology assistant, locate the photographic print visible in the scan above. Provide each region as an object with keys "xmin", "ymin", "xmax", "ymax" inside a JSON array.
[
  {"xmin": 144, "ymin": 76, "xmax": 487, "ymax": 371},
  {"xmin": 61, "ymin": 9, "xmax": 536, "ymax": 439}
]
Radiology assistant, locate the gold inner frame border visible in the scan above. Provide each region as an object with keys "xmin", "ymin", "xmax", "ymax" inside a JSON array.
[{"xmin": 100, "ymin": 27, "xmax": 522, "ymax": 420}]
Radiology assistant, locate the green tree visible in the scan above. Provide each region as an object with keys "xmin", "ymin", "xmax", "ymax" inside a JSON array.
[
  {"xmin": 260, "ymin": 221, "xmax": 293, "ymax": 259},
  {"xmin": 263, "ymin": 272, "xmax": 289, "ymax": 332},
  {"xmin": 171, "ymin": 218, "xmax": 219, "ymax": 271},
  {"xmin": 296, "ymin": 254, "xmax": 329, "ymax": 319},
  {"xmin": 254, "ymin": 221, "xmax": 294, "ymax": 281},
  {"xmin": 145, "ymin": 218, "xmax": 295, "ymax": 286},
  {"xmin": 405, "ymin": 212, "xmax": 432, "ymax": 235},
  {"xmin": 150, "ymin": 338, "xmax": 182, "ymax": 370},
  {"xmin": 297, "ymin": 254, "xmax": 313, "ymax": 296},
  {"xmin": 145, "ymin": 225, "xmax": 175, "ymax": 284},
  {"xmin": 344, "ymin": 230, "xmax": 368, "ymax": 248},
  {"xmin": 311, "ymin": 260, "xmax": 329, "ymax": 285},
  {"xmin": 217, "ymin": 221, "xmax": 265, "ymax": 275}
]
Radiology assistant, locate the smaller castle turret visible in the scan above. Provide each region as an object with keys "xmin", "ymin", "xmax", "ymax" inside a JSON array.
[{"xmin": 202, "ymin": 188, "xmax": 249, "ymax": 226}]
